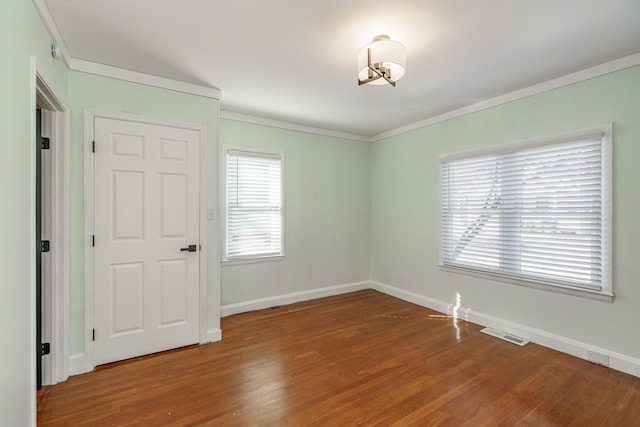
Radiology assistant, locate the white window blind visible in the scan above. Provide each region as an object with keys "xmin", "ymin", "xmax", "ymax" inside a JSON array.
[
  {"xmin": 440, "ymin": 127, "xmax": 612, "ymax": 297},
  {"xmin": 226, "ymin": 149, "xmax": 283, "ymax": 260}
]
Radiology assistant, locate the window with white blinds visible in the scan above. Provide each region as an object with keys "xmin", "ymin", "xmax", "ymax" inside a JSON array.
[
  {"xmin": 224, "ymin": 147, "xmax": 284, "ymax": 261},
  {"xmin": 440, "ymin": 125, "xmax": 612, "ymax": 299}
]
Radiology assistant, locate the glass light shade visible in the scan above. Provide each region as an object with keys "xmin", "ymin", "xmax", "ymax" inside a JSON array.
[{"xmin": 357, "ymin": 36, "xmax": 406, "ymax": 85}]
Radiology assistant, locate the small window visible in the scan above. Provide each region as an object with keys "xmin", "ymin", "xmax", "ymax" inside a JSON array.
[
  {"xmin": 440, "ymin": 125, "xmax": 612, "ymax": 301},
  {"xmin": 223, "ymin": 146, "xmax": 284, "ymax": 262}
]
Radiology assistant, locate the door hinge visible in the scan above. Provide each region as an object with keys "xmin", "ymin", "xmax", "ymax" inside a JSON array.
[
  {"xmin": 92, "ymin": 329, "xmax": 95, "ymax": 341},
  {"xmin": 41, "ymin": 137, "xmax": 50, "ymax": 150},
  {"xmin": 92, "ymin": 140, "xmax": 95, "ymax": 153},
  {"xmin": 41, "ymin": 240, "xmax": 50, "ymax": 253},
  {"xmin": 41, "ymin": 342, "xmax": 51, "ymax": 356}
]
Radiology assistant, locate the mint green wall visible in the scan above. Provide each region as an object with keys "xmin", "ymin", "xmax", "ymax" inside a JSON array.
[
  {"xmin": 219, "ymin": 120, "xmax": 371, "ymax": 305},
  {"xmin": 2, "ymin": 4, "xmax": 638, "ymax": 424},
  {"xmin": 0, "ymin": 1, "xmax": 68, "ymax": 425},
  {"xmin": 68, "ymin": 71, "xmax": 220, "ymax": 356},
  {"xmin": 371, "ymin": 66, "xmax": 640, "ymax": 359}
]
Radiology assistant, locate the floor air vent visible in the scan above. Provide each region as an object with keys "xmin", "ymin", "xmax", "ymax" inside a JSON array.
[{"xmin": 481, "ymin": 327, "xmax": 529, "ymax": 346}]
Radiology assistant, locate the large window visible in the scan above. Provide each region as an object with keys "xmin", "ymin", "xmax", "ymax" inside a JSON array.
[
  {"xmin": 223, "ymin": 146, "xmax": 284, "ymax": 262},
  {"xmin": 440, "ymin": 125, "xmax": 612, "ymax": 300}
]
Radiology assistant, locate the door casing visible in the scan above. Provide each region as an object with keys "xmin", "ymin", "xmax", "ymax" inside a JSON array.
[{"xmin": 33, "ymin": 58, "xmax": 70, "ymax": 387}]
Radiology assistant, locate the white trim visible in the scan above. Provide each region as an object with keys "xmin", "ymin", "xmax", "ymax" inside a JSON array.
[
  {"xmin": 221, "ymin": 281, "xmax": 370, "ymax": 317},
  {"xmin": 438, "ymin": 123, "xmax": 611, "ymax": 163},
  {"xmin": 34, "ymin": 59, "xmax": 68, "ymax": 111},
  {"xmin": 26, "ymin": 1, "xmax": 640, "ymax": 144},
  {"xmin": 82, "ymin": 111, "xmax": 95, "ymax": 371},
  {"xmin": 68, "ymin": 353, "xmax": 87, "ymax": 376},
  {"xmin": 84, "ymin": 109, "xmax": 210, "ymax": 131},
  {"xmin": 371, "ymin": 281, "xmax": 640, "ymax": 379},
  {"xmin": 29, "ymin": 0, "xmax": 640, "ymax": 143},
  {"xmin": 370, "ymin": 281, "xmax": 450, "ymax": 314},
  {"xmin": 438, "ymin": 265, "xmax": 614, "ymax": 303},
  {"xmin": 601, "ymin": 122, "xmax": 613, "ymax": 299},
  {"xmin": 34, "ymin": 0, "xmax": 221, "ymax": 101},
  {"xmin": 220, "ymin": 111, "xmax": 370, "ymax": 142},
  {"xmin": 221, "ymin": 255, "xmax": 285, "ymax": 266},
  {"xmin": 372, "ymin": 52, "xmax": 640, "ymax": 141},
  {"xmin": 70, "ymin": 59, "xmax": 221, "ymax": 100},
  {"xmin": 197, "ymin": 120, "xmax": 210, "ymax": 345},
  {"xmin": 55, "ymin": 108, "xmax": 71, "ymax": 383},
  {"xmin": 34, "ymin": 0, "xmax": 221, "ymax": 100},
  {"xmin": 206, "ymin": 328, "xmax": 222, "ymax": 343},
  {"xmin": 34, "ymin": 60, "xmax": 70, "ymax": 386},
  {"xmin": 83, "ymin": 110, "xmax": 210, "ymax": 371},
  {"xmin": 32, "ymin": 0, "xmax": 72, "ymax": 67}
]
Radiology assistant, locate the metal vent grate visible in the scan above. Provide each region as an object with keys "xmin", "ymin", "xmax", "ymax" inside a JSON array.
[{"xmin": 481, "ymin": 327, "xmax": 529, "ymax": 346}]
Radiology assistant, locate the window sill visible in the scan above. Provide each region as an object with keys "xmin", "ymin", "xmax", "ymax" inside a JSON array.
[
  {"xmin": 439, "ymin": 264, "xmax": 614, "ymax": 303},
  {"xmin": 222, "ymin": 255, "xmax": 285, "ymax": 267}
]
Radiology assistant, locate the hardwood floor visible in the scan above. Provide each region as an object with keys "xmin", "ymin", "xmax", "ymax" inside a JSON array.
[{"xmin": 38, "ymin": 290, "xmax": 640, "ymax": 426}]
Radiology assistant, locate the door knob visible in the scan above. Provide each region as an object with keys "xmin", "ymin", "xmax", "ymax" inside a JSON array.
[{"xmin": 180, "ymin": 244, "xmax": 197, "ymax": 252}]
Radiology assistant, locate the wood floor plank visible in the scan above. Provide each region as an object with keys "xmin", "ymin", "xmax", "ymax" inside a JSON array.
[{"xmin": 38, "ymin": 290, "xmax": 640, "ymax": 426}]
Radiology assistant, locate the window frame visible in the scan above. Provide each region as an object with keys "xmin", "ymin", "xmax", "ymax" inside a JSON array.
[
  {"xmin": 438, "ymin": 124, "xmax": 613, "ymax": 302},
  {"xmin": 221, "ymin": 144, "xmax": 285, "ymax": 265}
]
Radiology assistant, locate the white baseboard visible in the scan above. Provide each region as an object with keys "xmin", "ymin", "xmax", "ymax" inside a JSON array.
[
  {"xmin": 370, "ymin": 281, "xmax": 451, "ymax": 314},
  {"xmin": 371, "ymin": 281, "xmax": 640, "ymax": 379},
  {"xmin": 221, "ymin": 281, "xmax": 371, "ymax": 317},
  {"xmin": 204, "ymin": 328, "xmax": 222, "ymax": 343},
  {"xmin": 69, "ymin": 280, "xmax": 640, "ymax": 380},
  {"xmin": 69, "ymin": 353, "xmax": 91, "ymax": 376}
]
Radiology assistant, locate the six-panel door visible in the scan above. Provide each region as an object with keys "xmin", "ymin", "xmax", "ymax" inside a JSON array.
[{"xmin": 94, "ymin": 117, "xmax": 200, "ymax": 366}]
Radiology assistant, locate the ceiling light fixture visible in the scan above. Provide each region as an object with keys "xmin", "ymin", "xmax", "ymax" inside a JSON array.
[{"xmin": 357, "ymin": 35, "xmax": 406, "ymax": 87}]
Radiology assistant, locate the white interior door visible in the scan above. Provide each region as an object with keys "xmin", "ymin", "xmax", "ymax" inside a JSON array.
[{"xmin": 93, "ymin": 117, "xmax": 200, "ymax": 366}]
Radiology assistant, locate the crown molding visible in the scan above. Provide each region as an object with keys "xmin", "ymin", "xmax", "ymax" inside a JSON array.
[
  {"xmin": 32, "ymin": 0, "xmax": 72, "ymax": 67},
  {"xmin": 29, "ymin": 0, "xmax": 640, "ymax": 140},
  {"xmin": 372, "ymin": 52, "xmax": 640, "ymax": 141},
  {"xmin": 223, "ymin": 53, "xmax": 640, "ymax": 143},
  {"xmin": 32, "ymin": 0, "xmax": 220, "ymax": 99},
  {"xmin": 69, "ymin": 59, "xmax": 221, "ymax": 99},
  {"xmin": 220, "ymin": 111, "xmax": 371, "ymax": 142}
]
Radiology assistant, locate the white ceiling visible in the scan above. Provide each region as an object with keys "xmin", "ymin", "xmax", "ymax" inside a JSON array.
[{"xmin": 42, "ymin": 0, "xmax": 640, "ymax": 138}]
